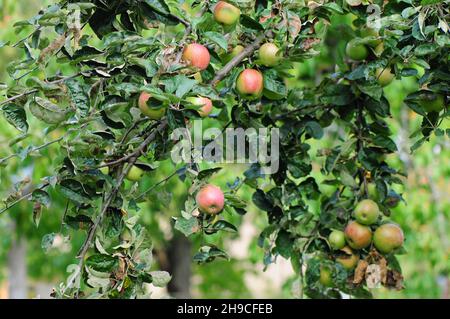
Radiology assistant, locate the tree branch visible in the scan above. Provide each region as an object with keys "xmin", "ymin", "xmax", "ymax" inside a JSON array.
[
  {"xmin": 0, "ymin": 183, "xmax": 50, "ymax": 216},
  {"xmin": 209, "ymin": 31, "xmax": 272, "ymax": 87},
  {"xmin": 76, "ymin": 120, "xmax": 168, "ymax": 263}
]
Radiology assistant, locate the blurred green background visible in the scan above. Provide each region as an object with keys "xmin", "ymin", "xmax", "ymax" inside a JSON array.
[{"xmin": 0, "ymin": 1, "xmax": 448, "ymax": 299}]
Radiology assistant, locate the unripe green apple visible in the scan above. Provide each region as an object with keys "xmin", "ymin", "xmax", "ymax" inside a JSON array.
[
  {"xmin": 417, "ymin": 93, "xmax": 445, "ymax": 113},
  {"xmin": 186, "ymin": 96, "xmax": 213, "ymax": 117},
  {"xmin": 126, "ymin": 165, "xmax": 145, "ymax": 182},
  {"xmin": 344, "ymin": 221, "xmax": 372, "ymax": 249},
  {"xmin": 367, "ymin": 183, "xmax": 380, "ymax": 202},
  {"xmin": 258, "ymin": 43, "xmax": 281, "ymax": 67},
  {"xmin": 182, "ymin": 43, "xmax": 211, "ymax": 70},
  {"xmin": 360, "ymin": 27, "xmax": 381, "ymax": 47},
  {"xmin": 223, "ymin": 45, "xmax": 244, "ymax": 63},
  {"xmin": 214, "ymin": 1, "xmax": 241, "ymax": 25},
  {"xmin": 336, "ymin": 246, "xmax": 360, "ymax": 270},
  {"xmin": 329, "ymin": 230, "xmax": 346, "ymax": 250},
  {"xmin": 236, "ymin": 69, "xmax": 264, "ymax": 99},
  {"xmin": 138, "ymin": 92, "xmax": 166, "ymax": 120},
  {"xmin": 345, "ymin": 39, "xmax": 368, "ymax": 61},
  {"xmin": 373, "ymin": 223, "xmax": 404, "ymax": 254},
  {"xmin": 354, "ymin": 199, "xmax": 380, "ymax": 225},
  {"xmin": 319, "ymin": 266, "xmax": 333, "ymax": 287},
  {"xmin": 374, "ymin": 42, "xmax": 384, "ymax": 56},
  {"xmin": 99, "ymin": 165, "xmax": 109, "ymax": 175},
  {"xmin": 196, "ymin": 184, "xmax": 225, "ymax": 215},
  {"xmin": 375, "ymin": 67, "xmax": 395, "ymax": 87}
]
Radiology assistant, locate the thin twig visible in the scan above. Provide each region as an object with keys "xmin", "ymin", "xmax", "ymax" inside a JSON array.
[
  {"xmin": 76, "ymin": 120, "xmax": 168, "ymax": 262},
  {"xmin": 0, "ymin": 183, "xmax": 50, "ymax": 216},
  {"xmin": 0, "ymin": 136, "xmax": 64, "ymax": 165},
  {"xmin": 135, "ymin": 170, "xmax": 179, "ymax": 201}
]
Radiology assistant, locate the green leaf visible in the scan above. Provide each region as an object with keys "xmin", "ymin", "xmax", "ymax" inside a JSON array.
[
  {"xmin": 66, "ymin": 79, "xmax": 90, "ymax": 117},
  {"xmin": 204, "ymin": 31, "xmax": 228, "ymax": 50},
  {"xmin": 29, "ymin": 97, "xmax": 70, "ymax": 124},
  {"xmin": 31, "ymin": 189, "xmax": 50, "ymax": 207},
  {"xmin": 240, "ymin": 15, "xmax": 263, "ymax": 31},
  {"xmin": 86, "ymin": 254, "xmax": 118, "ymax": 272},
  {"xmin": 1, "ymin": 103, "xmax": 28, "ymax": 132},
  {"xmin": 174, "ymin": 217, "xmax": 200, "ymax": 237},
  {"xmin": 211, "ymin": 220, "xmax": 238, "ymax": 233},
  {"xmin": 149, "ymin": 271, "xmax": 171, "ymax": 287},
  {"xmin": 274, "ymin": 230, "xmax": 293, "ymax": 259},
  {"xmin": 305, "ymin": 121, "xmax": 324, "ymax": 139},
  {"xmin": 41, "ymin": 233, "xmax": 56, "ymax": 253}
]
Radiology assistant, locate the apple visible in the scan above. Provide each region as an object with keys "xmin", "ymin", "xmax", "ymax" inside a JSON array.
[
  {"xmin": 373, "ymin": 223, "xmax": 404, "ymax": 254},
  {"xmin": 360, "ymin": 27, "xmax": 381, "ymax": 47},
  {"xmin": 367, "ymin": 183, "xmax": 380, "ymax": 202},
  {"xmin": 182, "ymin": 43, "xmax": 210, "ymax": 70},
  {"xmin": 329, "ymin": 230, "xmax": 346, "ymax": 250},
  {"xmin": 417, "ymin": 93, "xmax": 445, "ymax": 113},
  {"xmin": 126, "ymin": 165, "xmax": 145, "ymax": 182},
  {"xmin": 258, "ymin": 43, "xmax": 281, "ymax": 67},
  {"xmin": 354, "ymin": 199, "xmax": 380, "ymax": 225},
  {"xmin": 344, "ymin": 221, "xmax": 372, "ymax": 249},
  {"xmin": 186, "ymin": 96, "xmax": 213, "ymax": 117},
  {"xmin": 138, "ymin": 92, "xmax": 166, "ymax": 120},
  {"xmin": 196, "ymin": 184, "xmax": 225, "ymax": 215},
  {"xmin": 236, "ymin": 69, "xmax": 264, "ymax": 99},
  {"xmin": 336, "ymin": 246, "xmax": 360, "ymax": 270},
  {"xmin": 345, "ymin": 39, "xmax": 368, "ymax": 61},
  {"xmin": 319, "ymin": 266, "xmax": 333, "ymax": 287},
  {"xmin": 223, "ymin": 45, "xmax": 244, "ymax": 63},
  {"xmin": 99, "ymin": 165, "xmax": 109, "ymax": 175},
  {"xmin": 375, "ymin": 67, "xmax": 395, "ymax": 87},
  {"xmin": 214, "ymin": 1, "xmax": 240, "ymax": 25}
]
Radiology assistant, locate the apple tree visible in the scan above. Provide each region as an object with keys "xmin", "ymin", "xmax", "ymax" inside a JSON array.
[{"xmin": 0, "ymin": 0, "xmax": 448, "ymax": 299}]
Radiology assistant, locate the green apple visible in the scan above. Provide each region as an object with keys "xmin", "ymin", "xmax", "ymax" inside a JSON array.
[
  {"xmin": 336, "ymin": 246, "xmax": 360, "ymax": 270},
  {"xmin": 138, "ymin": 92, "xmax": 166, "ymax": 120},
  {"xmin": 346, "ymin": 38, "xmax": 368, "ymax": 61},
  {"xmin": 417, "ymin": 93, "xmax": 445, "ymax": 113},
  {"xmin": 373, "ymin": 223, "xmax": 404, "ymax": 254},
  {"xmin": 354, "ymin": 199, "xmax": 380, "ymax": 225},
  {"xmin": 126, "ymin": 165, "xmax": 145, "ymax": 182},
  {"xmin": 375, "ymin": 67, "xmax": 395, "ymax": 87},
  {"xmin": 360, "ymin": 27, "xmax": 381, "ymax": 47},
  {"xmin": 319, "ymin": 266, "xmax": 333, "ymax": 287},
  {"xmin": 258, "ymin": 43, "xmax": 281, "ymax": 67},
  {"xmin": 329, "ymin": 230, "xmax": 346, "ymax": 250}
]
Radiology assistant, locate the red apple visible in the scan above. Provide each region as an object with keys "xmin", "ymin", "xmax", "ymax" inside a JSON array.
[
  {"xmin": 214, "ymin": 1, "xmax": 241, "ymax": 25},
  {"xmin": 186, "ymin": 96, "xmax": 213, "ymax": 117},
  {"xmin": 138, "ymin": 92, "xmax": 166, "ymax": 120},
  {"xmin": 196, "ymin": 184, "xmax": 225, "ymax": 215},
  {"xmin": 344, "ymin": 221, "xmax": 372, "ymax": 249},
  {"xmin": 373, "ymin": 223, "xmax": 404, "ymax": 254},
  {"xmin": 236, "ymin": 69, "xmax": 264, "ymax": 99},
  {"xmin": 182, "ymin": 43, "xmax": 210, "ymax": 70}
]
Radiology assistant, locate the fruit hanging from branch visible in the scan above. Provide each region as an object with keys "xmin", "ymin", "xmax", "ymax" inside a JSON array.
[
  {"xmin": 373, "ymin": 223, "xmax": 404, "ymax": 254},
  {"xmin": 186, "ymin": 96, "xmax": 213, "ymax": 117},
  {"xmin": 182, "ymin": 43, "xmax": 211, "ymax": 70},
  {"xmin": 236, "ymin": 69, "xmax": 264, "ymax": 99},
  {"xmin": 258, "ymin": 43, "xmax": 281, "ymax": 67},
  {"xmin": 214, "ymin": 1, "xmax": 241, "ymax": 26},
  {"xmin": 196, "ymin": 184, "xmax": 225, "ymax": 215},
  {"xmin": 345, "ymin": 38, "xmax": 368, "ymax": 61},
  {"xmin": 344, "ymin": 221, "xmax": 372, "ymax": 249},
  {"xmin": 354, "ymin": 199, "xmax": 380, "ymax": 225},
  {"xmin": 138, "ymin": 92, "xmax": 166, "ymax": 120}
]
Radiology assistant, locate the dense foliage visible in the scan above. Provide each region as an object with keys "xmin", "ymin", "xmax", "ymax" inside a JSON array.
[{"xmin": 0, "ymin": 0, "xmax": 448, "ymax": 298}]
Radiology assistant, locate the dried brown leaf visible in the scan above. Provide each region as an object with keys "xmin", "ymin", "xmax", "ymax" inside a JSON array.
[{"xmin": 353, "ymin": 260, "xmax": 369, "ymax": 284}]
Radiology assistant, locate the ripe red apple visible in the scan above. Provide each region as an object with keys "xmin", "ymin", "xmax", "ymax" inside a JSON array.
[
  {"xmin": 375, "ymin": 67, "xmax": 395, "ymax": 87},
  {"xmin": 182, "ymin": 43, "xmax": 210, "ymax": 70},
  {"xmin": 126, "ymin": 165, "xmax": 145, "ymax": 182},
  {"xmin": 319, "ymin": 266, "xmax": 333, "ymax": 287},
  {"xmin": 354, "ymin": 199, "xmax": 380, "ymax": 225},
  {"xmin": 196, "ymin": 184, "xmax": 225, "ymax": 215},
  {"xmin": 336, "ymin": 246, "xmax": 360, "ymax": 270},
  {"xmin": 373, "ymin": 223, "xmax": 404, "ymax": 254},
  {"xmin": 138, "ymin": 92, "xmax": 166, "ymax": 120},
  {"xmin": 417, "ymin": 92, "xmax": 445, "ymax": 113},
  {"xmin": 214, "ymin": 1, "xmax": 241, "ymax": 25},
  {"xmin": 344, "ymin": 221, "xmax": 372, "ymax": 249},
  {"xmin": 329, "ymin": 230, "xmax": 346, "ymax": 250},
  {"xmin": 236, "ymin": 69, "xmax": 264, "ymax": 99},
  {"xmin": 346, "ymin": 39, "xmax": 368, "ymax": 61},
  {"xmin": 186, "ymin": 96, "xmax": 213, "ymax": 117},
  {"xmin": 258, "ymin": 43, "xmax": 281, "ymax": 67}
]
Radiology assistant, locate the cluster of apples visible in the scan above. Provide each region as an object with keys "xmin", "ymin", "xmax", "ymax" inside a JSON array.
[
  {"xmin": 327, "ymin": 199, "xmax": 405, "ymax": 271},
  {"xmin": 345, "ymin": 27, "xmax": 396, "ymax": 88},
  {"xmin": 136, "ymin": 1, "xmax": 283, "ymax": 124}
]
